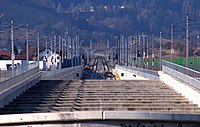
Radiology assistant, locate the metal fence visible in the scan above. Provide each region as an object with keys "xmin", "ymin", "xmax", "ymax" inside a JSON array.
[
  {"xmin": 0, "ymin": 62, "xmax": 39, "ymax": 82},
  {"xmin": 162, "ymin": 60, "xmax": 200, "ymax": 80}
]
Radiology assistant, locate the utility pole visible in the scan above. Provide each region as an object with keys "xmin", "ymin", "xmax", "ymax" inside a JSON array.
[
  {"xmin": 118, "ymin": 36, "xmax": 120, "ymax": 65},
  {"xmin": 45, "ymin": 35, "xmax": 48, "ymax": 71},
  {"xmin": 186, "ymin": 14, "xmax": 189, "ymax": 68},
  {"xmin": 138, "ymin": 35, "xmax": 141, "ymax": 67},
  {"xmin": 54, "ymin": 35, "xmax": 56, "ymax": 68},
  {"xmin": 135, "ymin": 36, "xmax": 138, "ymax": 67},
  {"xmin": 61, "ymin": 37, "xmax": 64, "ymax": 63},
  {"xmin": 146, "ymin": 36, "xmax": 149, "ymax": 69},
  {"xmin": 75, "ymin": 35, "xmax": 77, "ymax": 66},
  {"xmin": 50, "ymin": 36, "xmax": 53, "ymax": 54},
  {"xmin": 26, "ymin": 21, "xmax": 29, "ymax": 63},
  {"xmin": 59, "ymin": 35, "xmax": 61, "ymax": 69},
  {"xmin": 89, "ymin": 40, "xmax": 92, "ymax": 62},
  {"xmin": 122, "ymin": 35, "xmax": 125, "ymax": 65},
  {"xmin": 120, "ymin": 35, "xmax": 123, "ymax": 65},
  {"xmin": 54, "ymin": 35, "xmax": 56, "ymax": 54},
  {"xmin": 107, "ymin": 40, "xmax": 109, "ymax": 61},
  {"xmin": 71, "ymin": 37, "xmax": 74, "ymax": 67},
  {"xmin": 80, "ymin": 39, "xmax": 83, "ymax": 65},
  {"xmin": 171, "ymin": 21, "xmax": 174, "ymax": 62},
  {"xmin": 11, "ymin": 18, "xmax": 14, "ymax": 70},
  {"xmin": 116, "ymin": 36, "xmax": 119, "ymax": 64},
  {"xmin": 160, "ymin": 31, "xmax": 162, "ymax": 70},
  {"xmin": 142, "ymin": 35, "xmax": 146, "ymax": 68},
  {"xmin": 64, "ymin": 36, "xmax": 67, "ymax": 60},
  {"xmin": 152, "ymin": 34, "xmax": 155, "ymax": 69},
  {"xmin": 77, "ymin": 36, "xmax": 80, "ymax": 66},
  {"xmin": 126, "ymin": 37, "xmax": 128, "ymax": 66},
  {"xmin": 37, "ymin": 31, "xmax": 40, "ymax": 62}
]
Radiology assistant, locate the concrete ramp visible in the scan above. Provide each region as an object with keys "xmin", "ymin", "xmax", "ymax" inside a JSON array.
[
  {"xmin": 1, "ymin": 80, "xmax": 200, "ymax": 125},
  {"xmin": 1, "ymin": 80, "xmax": 200, "ymax": 114}
]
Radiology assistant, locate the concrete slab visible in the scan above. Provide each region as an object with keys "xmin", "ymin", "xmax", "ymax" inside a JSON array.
[{"xmin": 103, "ymin": 111, "xmax": 200, "ymax": 122}]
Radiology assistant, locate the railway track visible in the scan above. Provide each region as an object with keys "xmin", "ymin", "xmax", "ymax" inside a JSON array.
[{"xmin": 88, "ymin": 56, "xmax": 114, "ymax": 79}]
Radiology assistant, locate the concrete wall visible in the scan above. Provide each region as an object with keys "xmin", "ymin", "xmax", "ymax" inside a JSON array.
[
  {"xmin": 158, "ymin": 66, "xmax": 200, "ymax": 107},
  {"xmin": 42, "ymin": 66, "xmax": 83, "ymax": 80},
  {"xmin": 115, "ymin": 65, "xmax": 159, "ymax": 80},
  {"xmin": 1, "ymin": 111, "xmax": 200, "ymax": 125},
  {"xmin": 115, "ymin": 67, "xmax": 148, "ymax": 80},
  {"xmin": 116, "ymin": 65, "xmax": 200, "ymax": 107},
  {"xmin": 0, "ymin": 68, "xmax": 42, "ymax": 108},
  {"xmin": 162, "ymin": 65, "xmax": 200, "ymax": 90}
]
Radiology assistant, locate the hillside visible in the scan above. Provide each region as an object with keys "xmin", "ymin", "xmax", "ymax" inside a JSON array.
[{"xmin": 0, "ymin": 0, "xmax": 200, "ymax": 48}]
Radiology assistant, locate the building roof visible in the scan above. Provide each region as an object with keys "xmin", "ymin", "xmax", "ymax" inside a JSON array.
[{"xmin": 0, "ymin": 51, "xmax": 10, "ymax": 57}]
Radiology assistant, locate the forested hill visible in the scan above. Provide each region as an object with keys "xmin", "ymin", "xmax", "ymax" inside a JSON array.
[{"xmin": 0, "ymin": 0, "xmax": 200, "ymax": 46}]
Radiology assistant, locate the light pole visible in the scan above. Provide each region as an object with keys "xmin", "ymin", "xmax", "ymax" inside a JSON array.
[
  {"xmin": 58, "ymin": 35, "xmax": 61, "ymax": 69},
  {"xmin": 142, "ymin": 34, "xmax": 146, "ymax": 68},
  {"xmin": 146, "ymin": 36, "xmax": 149, "ymax": 69},
  {"xmin": 138, "ymin": 35, "xmax": 141, "ymax": 67},
  {"xmin": 61, "ymin": 37, "xmax": 64, "ymax": 63},
  {"xmin": 37, "ymin": 31, "xmax": 40, "ymax": 62},
  {"xmin": 160, "ymin": 31, "xmax": 162, "ymax": 70},
  {"xmin": 197, "ymin": 35, "xmax": 200, "ymax": 48},
  {"xmin": 186, "ymin": 14, "xmax": 189, "ymax": 68},
  {"xmin": 171, "ymin": 21, "xmax": 174, "ymax": 62},
  {"xmin": 11, "ymin": 18, "xmax": 14, "ymax": 70},
  {"xmin": 152, "ymin": 34, "xmax": 155, "ymax": 69},
  {"xmin": 26, "ymin": 21, "xmax": 29, "ymax": 63},
  {"xmin": 45, "ymin": 35, "xmax": 48, "ymax": 71},
  {"xmin": 135, "ymin": 36, "xmax": 138, "ymax": 67},
  {"xmin": 37, "ymin": 35, "xmax": 48, "ymax": 70}
]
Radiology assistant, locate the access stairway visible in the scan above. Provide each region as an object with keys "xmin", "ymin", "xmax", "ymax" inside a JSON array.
[{"xmin": 0, "ymin": 80, "xmax": 200, "ymax": 114}]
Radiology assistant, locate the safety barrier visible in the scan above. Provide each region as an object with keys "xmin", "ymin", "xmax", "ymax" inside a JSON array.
[
  {"xmin": 0, "ymin": 62, "xmax": 41, "ymax": 108},
  {"xmin": 42, "ymin": 65, "xmax": 83, "ymax": 80},
  {"xmin": 0, "ymin": 62, "xmax": 39, "ymax": 92},
  {"xmin": 116, "ymin": 65, "xmax": 159, "ymax": 80},
  {"xmin": 0, "ymin": 111, "xmax": 200, "ymax": 125},
  {"xmin": 162, "ymin": 60, "xmax": 200, "ymax": 90}
]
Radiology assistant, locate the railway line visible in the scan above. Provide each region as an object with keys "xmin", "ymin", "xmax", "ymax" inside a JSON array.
[{"xmin": 83, "ymin": 56, "xmax": 114, "ymax": 79}]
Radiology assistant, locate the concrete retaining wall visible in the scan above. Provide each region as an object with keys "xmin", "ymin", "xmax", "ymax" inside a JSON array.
[
  {"xmin": 159, "ymin": 71, "xmax": 200, "ymax": 107},
  {"xmin": 116, "ymin": 65, "xmax": 159, "ymax": 80},
  {"xmin": 0, "ymin": 111, "xmax": 200, "ymax": 125},
  {"xmin": 162, "ymin": 65, "xmax": 200, "ymax": 90},
  {"xmin": 42, "ymin": 66, "xmax": 83, "ymax": 80},
  {"xmin": 0, "ymin": 69, "xmax": 42, "ymax": 108}
]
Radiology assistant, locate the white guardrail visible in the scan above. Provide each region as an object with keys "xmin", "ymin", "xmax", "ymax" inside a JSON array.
[
  {"xmin": 0, "ymin": 62, "xmax": 40, "ymax": 92},
  {"xmin": 0, "ymin": 62, "xmax": 41, "ymax": 108},
  {"xmin": 117, "ymin": 65, "xmax": 159, "ymax": 80},
  {"xmin": 42, "ymin": 65, "xmax": 83, "ymax": 80},
  {"xmin": 162, "ymin": 60, "xmax": 200, "ymax": 90}
]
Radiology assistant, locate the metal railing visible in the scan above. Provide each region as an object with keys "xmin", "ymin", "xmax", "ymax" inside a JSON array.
[
  {"xmin": 0, "ymin": 62, "xmax": 39, "ymax": 82},
  {"xmin": 162, "ymin": 60, "xmax": 200, "ymax": 80}
]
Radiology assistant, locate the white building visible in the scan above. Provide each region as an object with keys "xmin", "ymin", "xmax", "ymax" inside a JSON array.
[{"xmin": 40, "ymin": 49, "xmax": 61, "ymax": 70}]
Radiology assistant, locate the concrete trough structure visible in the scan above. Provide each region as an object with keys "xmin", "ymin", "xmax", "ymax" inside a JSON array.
[{"xmin": 0, "ymin": 111, "xmax": 200, "ymax": 126}]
